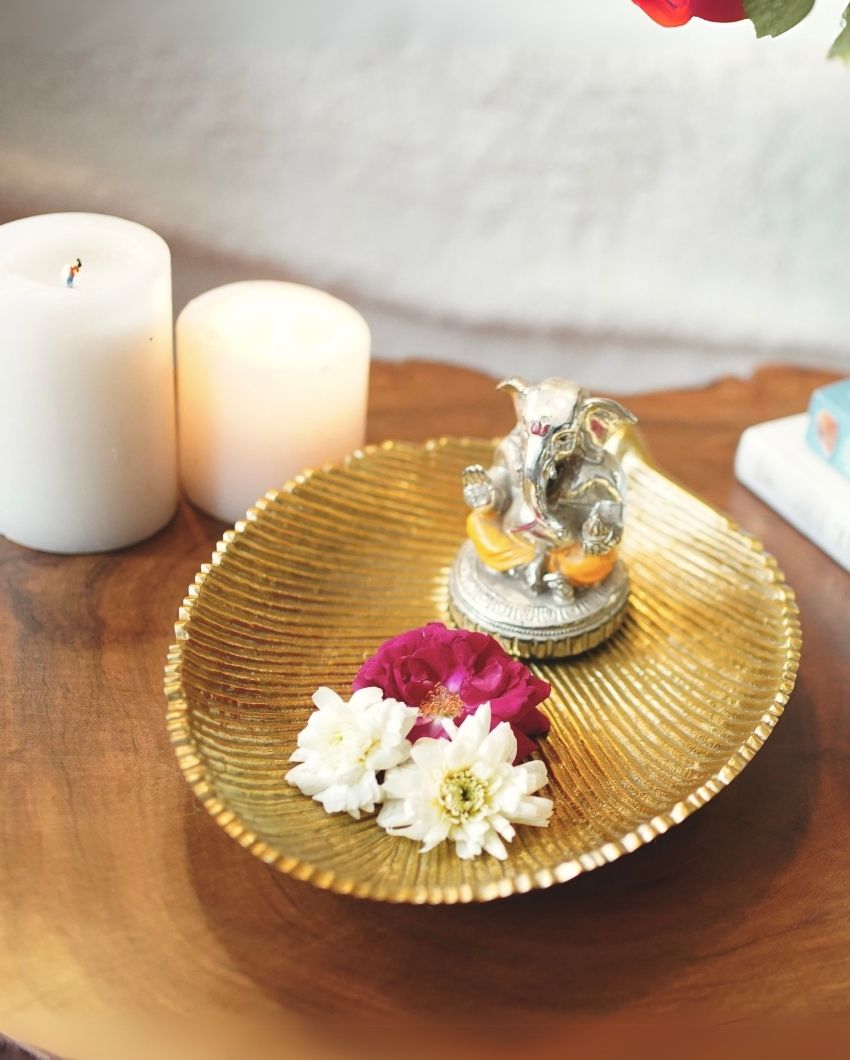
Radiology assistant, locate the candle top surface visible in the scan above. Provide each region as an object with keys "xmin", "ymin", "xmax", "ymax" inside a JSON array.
[
  {"xmin": 0, "ymin": 213, "xmax": 169, "ymax": 296},
  {"xmin": 178, "ymin": 281, "xmax": 370, "ymax": 363}
]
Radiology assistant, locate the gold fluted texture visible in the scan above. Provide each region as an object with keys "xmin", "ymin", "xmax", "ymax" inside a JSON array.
[{"xmin": 165, "ymin": 437, "xmax": 800, "ymax": 904}]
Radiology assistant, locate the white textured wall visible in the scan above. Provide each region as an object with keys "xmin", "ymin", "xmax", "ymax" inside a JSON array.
[{"xmin": 2, "ymin": 0, "xmax": 849, "ymax": 389}]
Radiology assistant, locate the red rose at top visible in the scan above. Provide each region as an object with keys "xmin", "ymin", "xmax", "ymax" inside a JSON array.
[
  {"xmin": 353, "ymin": 623, "xmax": 551, "ymax": 762},
  {"xmin": 631, "ymin": 0, "xmax": 746, "ymax": 27}
]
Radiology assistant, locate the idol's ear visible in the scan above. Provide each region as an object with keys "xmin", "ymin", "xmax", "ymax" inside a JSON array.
[
  {"xmin": 497, "ymin": 376, "xmax": 529, "ymax": 412},
  {"xmin": 579, "ymin": 397, "xmax": 637, "ymax": 446}
]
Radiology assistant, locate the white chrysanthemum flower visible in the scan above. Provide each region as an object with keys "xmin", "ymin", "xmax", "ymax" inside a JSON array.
[
  {"xmin": 377, "ymin": 704, "xmax": 553, "ymax": 860},
  {"xmin": 285, "ymin": 686, "xmax": 418, "ymax": 819}
]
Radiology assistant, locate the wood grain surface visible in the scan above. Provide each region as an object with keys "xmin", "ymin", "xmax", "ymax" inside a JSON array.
[{"xmin": 1, "ymin": 362, "xmax": 848, "ymax": 1058}]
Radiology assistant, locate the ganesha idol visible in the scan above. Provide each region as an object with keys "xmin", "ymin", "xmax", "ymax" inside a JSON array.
[{"xmin": 448, "ymin": 377, "xmax": 637, "ymax": 658}]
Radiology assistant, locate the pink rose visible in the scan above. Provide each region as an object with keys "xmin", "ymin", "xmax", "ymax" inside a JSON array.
[{"xmin": 352, "ymin": 622, "xmax": 551, "ymax": 762}]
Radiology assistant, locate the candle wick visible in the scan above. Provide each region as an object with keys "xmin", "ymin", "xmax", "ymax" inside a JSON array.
[{"xmin": 64, "ymin": 258, "xmax": 82, "ymax": 288}]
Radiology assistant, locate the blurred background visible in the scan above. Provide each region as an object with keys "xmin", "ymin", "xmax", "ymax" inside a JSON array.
[{"xmin": 2, "ymin": 0, "xmax": 849, "ymax": 391}]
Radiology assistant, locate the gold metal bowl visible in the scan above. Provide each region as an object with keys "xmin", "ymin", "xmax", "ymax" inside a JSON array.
[{"xmin": 165, "ymin": 434, "xmax": 800, "ymax": 904}]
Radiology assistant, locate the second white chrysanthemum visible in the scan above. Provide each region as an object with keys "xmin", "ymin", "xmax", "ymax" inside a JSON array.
[
  {"xmin": 377, "ymin": 704, "xmax": 553, "ymax": 860},
  {"xmin": 285, "ymin": 685, "xmax": 418, "ymax": 819}
]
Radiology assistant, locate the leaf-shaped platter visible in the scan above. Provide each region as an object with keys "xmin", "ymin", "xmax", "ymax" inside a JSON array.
[{"xmin": 165, "ymin": 433, "xmax": 800, "ymax": 903}]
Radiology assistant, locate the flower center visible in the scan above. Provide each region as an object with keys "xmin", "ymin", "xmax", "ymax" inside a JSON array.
[
  {"xmin": 357, "ymin": 737, "xmax": 379, "ymax": 764},
  {"xmin": 420, "ymin": 684, "xmax": 465, "ymax": 718},
  {"xmin": 438, "ymin": 767, "xmax": 488, "ymax": 823}
]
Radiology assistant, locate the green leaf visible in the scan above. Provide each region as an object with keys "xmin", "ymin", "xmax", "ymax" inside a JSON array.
[
  {"xmin": 829, "ymin": 4, "xmax": 850, "ymax": 60},
  {"xmin": 744, "ymin": 0, "xmax": 816, "ymax": 38}
]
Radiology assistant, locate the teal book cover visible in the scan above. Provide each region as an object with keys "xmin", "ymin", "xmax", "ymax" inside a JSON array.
[{"xmin": 806, "ymin": 379, "xmax": 850, "ymax": 482}]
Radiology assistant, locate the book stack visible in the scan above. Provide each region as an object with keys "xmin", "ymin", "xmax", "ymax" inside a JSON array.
[{"xmin": 734, "ymin": 379, "xmax": 850, "ymax": 574}]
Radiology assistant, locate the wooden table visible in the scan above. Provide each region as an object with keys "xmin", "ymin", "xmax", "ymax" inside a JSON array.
[{"xmin": 2, "ymin": 362, "xmax": 849, "ymax": 1058}]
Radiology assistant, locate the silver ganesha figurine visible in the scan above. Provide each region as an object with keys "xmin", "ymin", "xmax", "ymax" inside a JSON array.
[{"xmin": 448, "ymin": 376, "xmax": 637, "ymax": 658}]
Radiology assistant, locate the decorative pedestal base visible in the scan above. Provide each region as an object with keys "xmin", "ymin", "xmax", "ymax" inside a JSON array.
[{"xmin": 448, "ymin": 540, "xmax": 629, "ymax": 659}]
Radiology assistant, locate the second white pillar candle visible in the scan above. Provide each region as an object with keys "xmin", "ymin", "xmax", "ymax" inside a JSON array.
[{"xmin": 176, "ymin": 281, "xmax": 371, "ymax": 523}]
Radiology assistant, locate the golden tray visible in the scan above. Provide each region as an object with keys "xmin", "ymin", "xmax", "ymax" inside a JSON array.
[{"xmin": 165, "ymin": 432, "xmax": 800, "ymax": 904}]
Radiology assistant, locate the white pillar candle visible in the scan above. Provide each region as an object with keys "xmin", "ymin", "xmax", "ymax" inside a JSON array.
[
  {"xmin": 0, "ymin": 213, "xmax": 178, "ymax": 553},
  {"xmin": 176, "ymin": 281, "xmax": 370, "ymax": 523}
]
